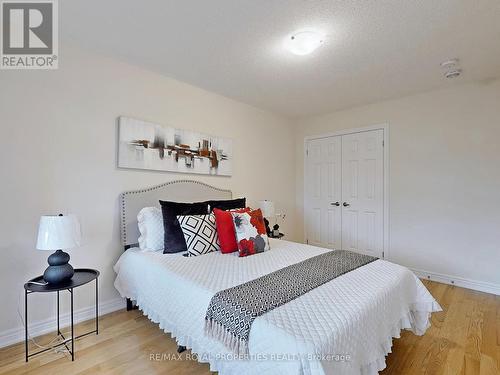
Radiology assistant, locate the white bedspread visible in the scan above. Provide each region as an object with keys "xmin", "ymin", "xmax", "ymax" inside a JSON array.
[{"xmin": 114, "ymin": 239, "xmax": 441, "ymax": 374}]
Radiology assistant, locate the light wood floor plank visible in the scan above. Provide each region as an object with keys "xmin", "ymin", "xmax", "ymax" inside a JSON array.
[{"xmin": 1, "ymin": 281, "xmax": 499, "ymax": 375}]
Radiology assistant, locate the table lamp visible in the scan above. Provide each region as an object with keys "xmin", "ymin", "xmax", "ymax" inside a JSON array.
[
  {"xmin": 258, "ymin": 200, "xmax": 275, "ymax": 236},
  {"xmin": 36, "ymin": 214, "xmax": 81, "ymax": 284}
]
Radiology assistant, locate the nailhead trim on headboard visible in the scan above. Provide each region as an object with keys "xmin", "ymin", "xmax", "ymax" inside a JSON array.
[{"xmin": 120, "ymin": 179, "xmax": 232, "ymax": 247}]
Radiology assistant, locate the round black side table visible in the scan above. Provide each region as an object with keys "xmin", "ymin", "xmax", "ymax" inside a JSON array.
[{"xmin": 24, "ymin": 268, "xmax": 99, "ymax": 362}]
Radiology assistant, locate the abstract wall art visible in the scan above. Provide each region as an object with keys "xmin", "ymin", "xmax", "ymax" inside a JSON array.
[{"xmin": 118, "ymin": 116, "xmax": 232, "ymax": 176}]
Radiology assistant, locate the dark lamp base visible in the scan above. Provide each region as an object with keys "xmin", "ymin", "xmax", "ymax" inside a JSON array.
[{"xmin": 43, "ymin": 250, "xmax": 74, "ymax": 284}]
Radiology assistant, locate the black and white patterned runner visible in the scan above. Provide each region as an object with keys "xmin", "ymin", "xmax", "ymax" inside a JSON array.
[{"xmin": 204, "ymin": 250, "xmax": 377, "ymax": 354}]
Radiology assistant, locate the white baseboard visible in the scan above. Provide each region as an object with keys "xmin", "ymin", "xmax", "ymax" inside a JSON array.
[
  {"xmin": 411, "ymin": 268, "xmax": 500, "ymax": 296},
  {"xmin": 0, "ymin": 297, "xmax": 125, "ymax": 349}
]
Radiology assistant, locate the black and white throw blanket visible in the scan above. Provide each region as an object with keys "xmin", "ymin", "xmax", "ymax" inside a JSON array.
[{"xmin": 204, "ymin": 250, "xmax": 377, "ymax": 355}]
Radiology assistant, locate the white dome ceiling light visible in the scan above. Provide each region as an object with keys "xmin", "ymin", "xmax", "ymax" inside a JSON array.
[{"xmin": 286, "ymin": 30, "xmax": 325, "ymax": 56}]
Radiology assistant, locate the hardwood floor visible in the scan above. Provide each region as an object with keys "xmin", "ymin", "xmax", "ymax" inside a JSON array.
[{"xmin": 1, "ymin": 280, "xmax": 499, "ymax": 375}]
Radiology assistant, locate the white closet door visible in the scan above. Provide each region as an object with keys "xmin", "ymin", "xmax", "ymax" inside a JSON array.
[
  {"xmin": 341, "ymin": 130, "xmax": 384, "ymax": 257},
  {"xmin": 305, "ymin": 137, "xmax": 342, "ymax": 249}
]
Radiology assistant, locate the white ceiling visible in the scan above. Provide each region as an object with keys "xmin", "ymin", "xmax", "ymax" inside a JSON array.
[{"xmin": 61, "ymin": 0, "xmax": 500, "ymax": 118}]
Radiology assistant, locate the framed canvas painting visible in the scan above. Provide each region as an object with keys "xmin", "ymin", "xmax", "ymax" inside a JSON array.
[{"xmin": 118, "ymin": 117, "xmax": 232, "ymax": 176}]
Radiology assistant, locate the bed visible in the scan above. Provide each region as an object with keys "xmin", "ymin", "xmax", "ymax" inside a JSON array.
[{"xmin": 114, "ymin": 180, "xmax": 441, "ymax": 375}]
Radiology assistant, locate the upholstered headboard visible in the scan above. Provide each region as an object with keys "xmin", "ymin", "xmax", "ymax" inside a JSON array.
[{"xmin": 120, "ymin": 179, "xmax": 232, "ymax": 248}]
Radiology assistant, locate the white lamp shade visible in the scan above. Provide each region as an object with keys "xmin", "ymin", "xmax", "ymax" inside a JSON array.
[
  {"xmin": 258, "ymin": 200, "xmax": 275, "ymax": 218},
  {"xmin": 36, "ymin": 215, "xmax": 81, "ymax": 250}
]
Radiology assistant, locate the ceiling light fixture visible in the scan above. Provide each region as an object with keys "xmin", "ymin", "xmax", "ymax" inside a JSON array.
[{"xmin": 286, "ymin": 31, "xmax": 324, "ymax": 56}]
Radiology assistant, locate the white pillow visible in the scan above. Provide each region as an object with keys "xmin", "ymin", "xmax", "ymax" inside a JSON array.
[{"xmin": 137, "ymin": 207, "xmax": 164, "ymax": 251}]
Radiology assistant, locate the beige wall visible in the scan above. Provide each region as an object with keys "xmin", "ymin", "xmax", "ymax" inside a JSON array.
[
  {"xmin": 0, "ymin": 46, "xmax": 296, "ymax": 342},
  {"xmin": 295, "ymin": 79, "xmax": 500, "ymax": 288}
]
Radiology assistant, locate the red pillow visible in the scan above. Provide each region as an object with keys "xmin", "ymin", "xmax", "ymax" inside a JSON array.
[{"xmin": 213, "ymin": 207, "xmax": 250, "ymax": 253}]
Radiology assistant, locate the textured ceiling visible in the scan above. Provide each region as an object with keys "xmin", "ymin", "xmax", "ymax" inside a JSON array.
[{"xmin": 61, "ymin": 0, "xmax": 500, "ymax": 117}]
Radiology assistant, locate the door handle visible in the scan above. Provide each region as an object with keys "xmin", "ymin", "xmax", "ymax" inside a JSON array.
[
  {"xmin": 343, "ymin": 202, "xmax": 350, "ymax": 207},
  {"xmin": 330, "ymin": 202, "xmax": 340, "ymax": 206}
]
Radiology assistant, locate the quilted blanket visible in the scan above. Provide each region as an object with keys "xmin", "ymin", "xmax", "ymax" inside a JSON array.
[{"xmin": 205, "ymin": 250, "xmax": 377, "ymax": 355}]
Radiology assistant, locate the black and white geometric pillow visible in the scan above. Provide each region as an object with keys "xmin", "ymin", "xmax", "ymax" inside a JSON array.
[{"xmin": 177, "ymin": 213, "xmax": 220, "ymax": 257}]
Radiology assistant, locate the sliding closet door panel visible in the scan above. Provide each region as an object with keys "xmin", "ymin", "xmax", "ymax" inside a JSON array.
[
  {"xmin": 305, "ymin": 137, "xmax": 342, "ymax": 249},
  {"xmin": 341, "ymin": 130, "xmax": 384, "ymax": 257}
]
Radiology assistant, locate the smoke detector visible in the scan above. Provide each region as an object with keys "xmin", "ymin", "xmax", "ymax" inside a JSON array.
[
  {"xmin": 444, "ymin": 69, "xmax": 462, "ymax": 79},
  {"xmin": 440, "ymin": 58, "xmax": 462, "ymax": 79},
  {"xmin": 440, "ymin": 58, "xmax": 459, "ymax": 69}
]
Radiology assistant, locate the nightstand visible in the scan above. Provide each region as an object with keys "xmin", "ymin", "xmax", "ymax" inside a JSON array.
[{"xmin": 24, "ymin": 268, "xmax": 99, "ymax": 362}]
